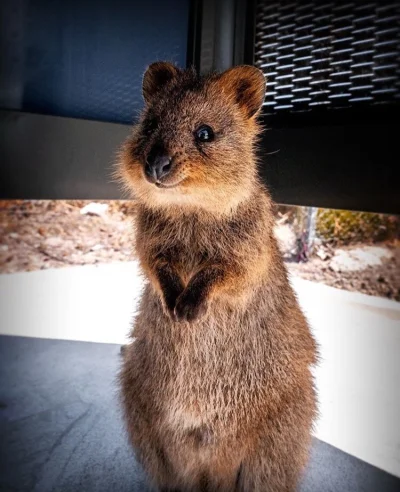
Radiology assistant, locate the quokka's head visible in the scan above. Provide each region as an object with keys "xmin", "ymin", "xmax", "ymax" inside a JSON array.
[{"xmin": 119, "ymin": 62, "xmax": 266, "ymax": 214}]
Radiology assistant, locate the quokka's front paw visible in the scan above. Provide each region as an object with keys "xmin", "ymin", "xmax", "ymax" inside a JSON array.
[
  {"xmin": 161, "ymin": 292, "xmax": 180, "ymax": 322},
  {"xmin": 159, "ymin": 277, "xmax": 185, "ymax": 321},
  {"xmin": 174, "ymin": 288, "xmax": 208, "ymax": 323}
]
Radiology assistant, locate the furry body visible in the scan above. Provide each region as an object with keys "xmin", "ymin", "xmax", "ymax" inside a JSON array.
[{"xmin": 119, "ymin": 63, "xmax": 318, "ymax": 491}]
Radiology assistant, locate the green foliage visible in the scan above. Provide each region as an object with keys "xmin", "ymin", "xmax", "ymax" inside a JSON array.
[{"xmin": 316, "ymin": 209, "xmax": 399, "ymax": 245}]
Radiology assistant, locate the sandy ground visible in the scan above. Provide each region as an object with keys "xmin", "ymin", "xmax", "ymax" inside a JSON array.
[
  {"xmin": 288, "ymin": 249, "xmax": 400, "ymax": 301},
  {"xmin": 1, "ymin": 200, "xmax": 399, "ymax": 301}
]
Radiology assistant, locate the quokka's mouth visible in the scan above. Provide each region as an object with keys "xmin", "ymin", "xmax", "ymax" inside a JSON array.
[{"xmin": 155, "ymin": 179, "xmax": 184, "ymax": 189}]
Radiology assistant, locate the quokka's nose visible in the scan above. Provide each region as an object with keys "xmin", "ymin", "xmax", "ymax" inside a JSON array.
[{"xmin": 145, "ymin": 153, "xmax": 172, "ymax": 182}]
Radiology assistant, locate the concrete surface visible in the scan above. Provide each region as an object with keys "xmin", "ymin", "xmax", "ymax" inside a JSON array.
[
  {"xmin": 0, "ymin": 262, "xmax": 399, "ymax": 477},
  {"xmin": 2, "ymin": 335, "xmax": 399, "ymax": 492}
]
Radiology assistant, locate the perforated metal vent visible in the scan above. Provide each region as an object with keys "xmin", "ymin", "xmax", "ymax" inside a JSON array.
[{"xmin": 255, "ymin": 1, "xmax": 400, "ymax": 114}]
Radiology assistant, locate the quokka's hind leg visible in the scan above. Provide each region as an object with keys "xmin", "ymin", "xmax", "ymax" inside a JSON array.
[
  {"xmin": 121, "ymin": 359, "xmax": 179, "ymax": 490},
  {"xmin": 125, "ymin": 424, "xmax": 180, "ymax": 491},
  {"xmin": 237, "ymin": 419, "xmax": 313, "ymax": 491},
  {"xmin": 186, "ymin": 454, "xmax": 244, "ymax": 492},
  {"xmin": 237, "ymin": 453, "xmax": 301, "ymax": 492}
]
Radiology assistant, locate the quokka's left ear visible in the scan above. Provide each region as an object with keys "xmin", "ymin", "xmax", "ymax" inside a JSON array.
[
  {"xmin": 142, "ymin": 61, "xmax": 181, "ymax": 104},
  {"xmin": 217, "ymin": 65, "xmax": 266, "ymax": 118}
]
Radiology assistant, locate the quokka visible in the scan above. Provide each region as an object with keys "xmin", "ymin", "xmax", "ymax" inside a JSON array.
[{"xmin": 119, "ymin": 61, "xmax": 318, "ymax": 491}]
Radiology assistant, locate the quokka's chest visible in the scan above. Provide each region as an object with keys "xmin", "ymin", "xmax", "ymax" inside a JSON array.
[{"xmin": 139, "ymin": 220, "xmax": 230, "ymax": 263}]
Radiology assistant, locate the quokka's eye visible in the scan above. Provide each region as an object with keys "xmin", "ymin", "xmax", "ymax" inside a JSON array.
[{"xmin": 195, "ymin": 125, "xmax": 215, "ymax": 143}]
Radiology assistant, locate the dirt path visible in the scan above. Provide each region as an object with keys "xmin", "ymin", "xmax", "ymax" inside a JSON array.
[{"xmin": 287, "ymin": 248, "xmax": 400, "ymax": 301}]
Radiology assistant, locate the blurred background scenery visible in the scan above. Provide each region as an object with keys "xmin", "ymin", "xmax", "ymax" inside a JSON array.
[{"xmin": 1, "ymin": 200, "xmax": 399, "ymax": 301}]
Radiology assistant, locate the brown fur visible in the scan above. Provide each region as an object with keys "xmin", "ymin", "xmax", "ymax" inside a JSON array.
[{"xmin": 118, "ymin": 62, "xmax": 318, "ymax": 491}]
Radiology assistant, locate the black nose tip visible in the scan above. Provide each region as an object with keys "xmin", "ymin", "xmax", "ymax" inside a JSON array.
[{"xmin": 145, "ymin": 154, "xmax": 172, "ymax": 182}]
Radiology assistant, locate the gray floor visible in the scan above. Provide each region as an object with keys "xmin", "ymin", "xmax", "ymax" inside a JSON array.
[{"xmin": 0, "ymin": 335, "xmax": 399, "ymax": 492}]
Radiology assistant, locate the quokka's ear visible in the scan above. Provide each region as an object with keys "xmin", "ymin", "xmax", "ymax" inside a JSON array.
[
  {"xmin": 142, "ymin": 62, "xmax": 180, "ymax": 104},
  {"xmin": 217, "ymin": 65, "xmax": 266, "ymax": 118}
]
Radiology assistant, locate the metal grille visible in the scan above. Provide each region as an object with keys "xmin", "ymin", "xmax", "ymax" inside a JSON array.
[{"xmin": 255, "ymin": 1, "xmax": 400, "ymax": 114}]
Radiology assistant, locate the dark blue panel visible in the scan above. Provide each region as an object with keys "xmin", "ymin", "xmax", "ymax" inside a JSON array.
[{"xmin": 0, "ymin": 0, "xmax": 189, "ymax": 124}]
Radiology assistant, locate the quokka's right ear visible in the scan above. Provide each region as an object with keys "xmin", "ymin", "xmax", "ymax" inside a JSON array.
[{"xmin": 142, "ymin": 62, "xmax": 180, "ymax": 104}]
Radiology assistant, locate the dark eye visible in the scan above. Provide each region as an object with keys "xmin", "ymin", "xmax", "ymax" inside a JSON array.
[{"xmin": 195, "ymin": 125, "xmax": 214, "ymax": 143}]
